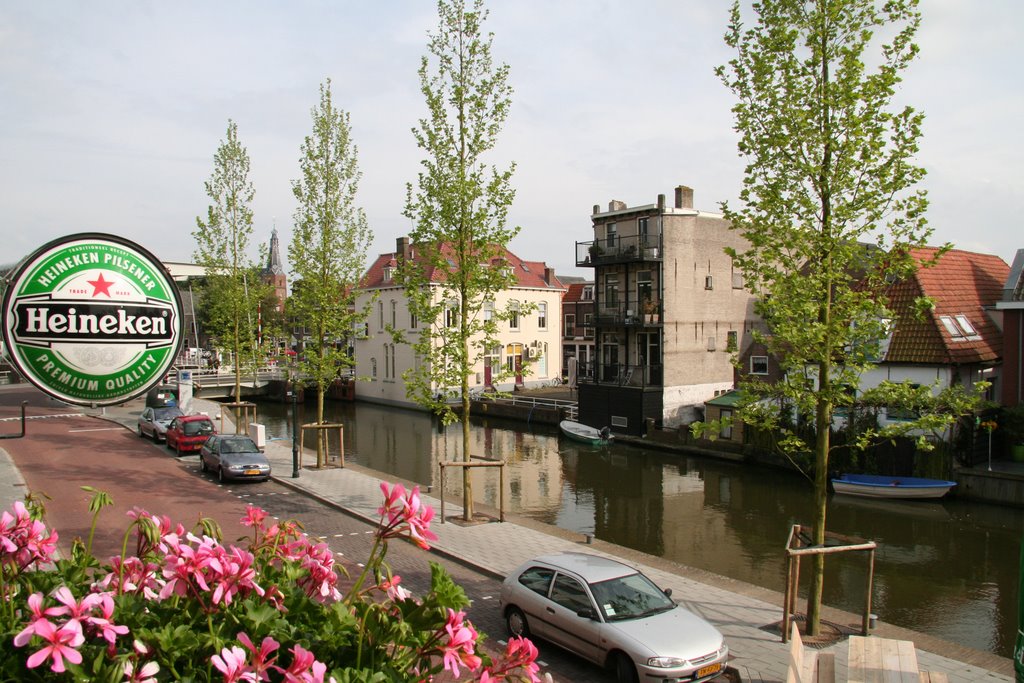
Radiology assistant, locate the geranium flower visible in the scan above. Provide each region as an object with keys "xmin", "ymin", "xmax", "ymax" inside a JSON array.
[
  {"xmin": 211, "ymin": 644, "xmax": 250, "ymax": 683},
  {"xmin": 237, "ymin": 632, "xmax": 281, "ymax": 678},
  {"xmin": 380, "ymin": 574, "xmax": 412, "ymax": 602},
  {"xmin": 479, "ymin": 636, "xmax": 542, "ymax": 682},
  {"xmin": 124, "ymin": 659, "xmax": 160, "ymax": 683},
  {"xmin": 440, "ymin": 609, "xmax": 482, "ymax": 677},
  {"xmin": 376, "ymin": 482, "xmax": 438, "ymax": 550},
  {"xmin": 241, "ymin": 504, "xmax": 269, "ymax": 528},
  {"xmin": 22, "ymin": 619, "xmax": 85, "ymax": 673}
]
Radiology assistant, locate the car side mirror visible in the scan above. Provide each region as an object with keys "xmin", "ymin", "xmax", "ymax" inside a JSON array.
[
  {"xmin": 576, "ymin": 608, "xmax": 597, "ymax": 620},
  {"xmin": 663, "ymin": 588, "xmax": 672, "ymax": 598}
]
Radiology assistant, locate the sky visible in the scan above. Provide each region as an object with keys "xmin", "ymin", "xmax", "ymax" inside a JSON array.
[{"xmin": 1, "ymin": 1, "xmax": 1021, "ymax": 282}]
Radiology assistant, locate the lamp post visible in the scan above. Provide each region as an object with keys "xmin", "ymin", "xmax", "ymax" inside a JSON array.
[{"xmin": 291, "ymin": 379, "xmax": 300, "ymax": 479}]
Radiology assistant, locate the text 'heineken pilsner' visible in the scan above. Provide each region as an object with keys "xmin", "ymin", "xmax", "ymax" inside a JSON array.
[{"xmin": 2, "ymin": 233, "xmax": 182, "ymax": 406}]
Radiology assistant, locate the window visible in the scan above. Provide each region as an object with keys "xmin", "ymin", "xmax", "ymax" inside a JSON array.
[
  {"xmin": 726, "ymin": 330, "xmax": 738, "ymax": 353},
  {"xmin": 638, "ymin": 216, "xmax": 649, "ymax": 242},
  {"xmin": 377, "ymin": 302, "xmax": 384, "ymax": 331},
  {"xmin": 704, "ymin": 274, "xmax": 714, "ymax": 290},
  {"xmin": 583, "ymin": 314, "xmax": 594, "ymax": 338},
  {"xmin": 606, "ymin": 222, "xmax": 617, "ymax": 248},
  {"xmin": 538, "ymin": 302, "xmax": 547, "ymax": 330},
  {"xmin": 751, "ymin": 356, "xmax": 768, "ymax": 375},
  {"xmin": 410, "ymin": 310, "xmax": 417, "ymax": 330},
  {"xmin": 370, "ymin": 358, "xmax": 377, "ymax": 379},
  {"xmin": 939, "ymin": 314, "xmax": 981, "ymax": 342},
  {"xmin": 719, "ymin": 409, "xmax": 733, "ymax": 440},
  {"xmin": 604, "ymin": 273, "xmax": 619, "ymax": 306},
  {"xmin": 389, "ymin": 300, "xmax": 396, "ymax": 328},
  {"xmin": 888, "ymin": 384, "xmax": 921, "ymax": 421},
  {"xmin": 445, "ymin": 302, "xmax": 458, "ymax": 328},
  {"xmin": 382, "ymin": 344, "xmax": 389, "ymax": 379},
  {"xmin": 732, "ymin": 271, "xmax": 744, "ymax": 289},
  {"xmin": 582, "ymin": 285, "xmax": 594, "ymax": 301},
  {"xmin": 483, "ymin": 300, "xmax": 494, "ymax": 322},
  {"xmin": 707, "ymin": 336, "xmax": 716, "ymax": 351},
  {"xmin": 383, "ymin": 266, "xmax": 393, "ymax": 281},
  {"xmin": 551, "ymin": 575, "xmax": 591, "ymax": 614},
  {"xmin": 354, "ymin": 321, "xmax": 368, "ymax": 339},
  {"xmin": 509, "ymin": 301, "xmax": 520, "ymax": 330},
  {"xmin": 517, "ymin": 567, "xmax": 554, "ymax": 596},
  {"xmin": 565, "ymin": 313, "xmax": 576, "ymax": 337}
]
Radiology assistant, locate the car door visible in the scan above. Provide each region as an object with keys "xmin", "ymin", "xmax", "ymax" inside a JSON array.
[
  {"xmin": 542, "ymin": 572, "xmax": 606, "ymax": 664},
  {"xmin": 201, "ymin": 436, "xmax": 219, "ymax": 469},
  {"xmin": 513, "ymin": 566, "xmax": 554, "ymax": 641},
  {"xmin": 140, "ymin": 408, "xmax": 154, "ymax": 437},
  {"xmin": 166, "ymin": 418, "xmax": 180, "ymax": 447}
]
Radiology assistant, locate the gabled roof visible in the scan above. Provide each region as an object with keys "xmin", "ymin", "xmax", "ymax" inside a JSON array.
[
  {"xmin": 885, "ymin": 247, "xmax": 1008, "ymax": 365},
  {"xmin": 563, "ymin": 282, "xmax": 594, "ymax": 303},
  {"xmin": 360, "ymin": 241, "xmax": 566, "ymax": 291}
]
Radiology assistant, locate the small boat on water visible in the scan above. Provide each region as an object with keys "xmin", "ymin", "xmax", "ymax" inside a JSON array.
[
  {"xmin": 559, "ymin": 420, "xmax": 613, "ymax": 446},
  {"xmin": 831, "ymin": 473, "xmax": 957, "ymax": 500}
]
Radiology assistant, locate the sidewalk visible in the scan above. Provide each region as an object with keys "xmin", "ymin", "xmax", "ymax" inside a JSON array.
[{"xmin": 18, "ymin": 396, "xmax": 1017, "ymax": 682}]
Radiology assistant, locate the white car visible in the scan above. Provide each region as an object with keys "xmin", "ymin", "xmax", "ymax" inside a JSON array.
[
  {"xmin": 137, "ymin": 406, "xmax": 183, "ymax": 442},
  {"xmin": 499, "ymin": 552, "xmax": 728, "ymax": 683}
]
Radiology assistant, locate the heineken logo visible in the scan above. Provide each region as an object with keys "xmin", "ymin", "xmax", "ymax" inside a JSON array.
[{"xmin": 2, "ymin": 234, "xmax": 182, "ymax": 406}]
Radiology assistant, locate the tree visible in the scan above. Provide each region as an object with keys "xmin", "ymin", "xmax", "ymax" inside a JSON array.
[
  {"xmin": 193, "ymin": 119, "xmax": 267, "ymax": 420},
  {"xmin": 716, "ymin": 0, "xmax": 983, "ymax": 635},
  {"xmin": 290, "ymin": 80, "xmax": 373, "ymax": 468},
  {"xmin": 399, "ymin": 0, "xmax": 518, "ymax": 521}
]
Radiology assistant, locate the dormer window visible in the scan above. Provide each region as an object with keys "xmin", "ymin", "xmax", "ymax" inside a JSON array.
[{"xmin": 383, "ymin": 266, "xmax": 393, "ymax": 282}]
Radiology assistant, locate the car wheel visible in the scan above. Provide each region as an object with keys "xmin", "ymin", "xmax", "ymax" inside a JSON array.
[
  {"xmin": 505, "ymin": 607, "xmax": 530, "ymax": 639},
  {"xmin": 199, "ymin": 457, "xmax": 207, "ymax": 473},
  {"xmin": 174, "ymin": 440, "xmax": 181, "ymax": 456},
  {"xmin": 218, "ymin": 466, "xmax": 225, "ymax": 483},
  {"xmin": 138, "ymin": 426, "xmax": 144, "ymax": 438},
  {"xmin": 613, "ymin": 653, "xmax": 638, "ymax": 683}
]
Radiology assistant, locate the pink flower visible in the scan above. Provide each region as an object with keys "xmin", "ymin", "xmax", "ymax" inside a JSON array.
[
  {"xmin": 440, "ymin": 609, "xmax": 482, "ymax": 678},
  {"xmin": 282, "ymin": 644, "xmax": 335, "ymax": 683},
  {"xmin": 480, "ymin": 636, "xmax": 542, "ymax": 683},
  {"xmin": 241, "ymin": 504, "xmax": 269, "ymax": 528},
  {"xmin": 376, "ymin": 482, "xmax": 438, "ymax": 550},
  {"xmin": 51, "ymin": 585, "xmax": 104, "ymax": 621},
  {"xmin": 211, "ymin": 645, "xmax": 250, "ymax": 683},
  {"xmin": 0, "ymin": 501, "xmax": 58, "ymax": 570},
  {"xmin": 380, "ymin": 574, "xmax": 412, "ymax": 602},
  {"xmin": 124, "ymin": 659, "xmax": 160, "ymax": 683},
  {"xmin": 237, "ymin": 632, "xmax": 281, "ymax": 678},
  {"xmin": 12, "ymin": 592, "xmax": 64, "ymax": 646},
  {"xmin": 83, "ymin": 591, "xmax": 130, "ymax": 645},
  {"xmin": 23, "ymin": 619, "xmax": 85, "ymax": 673}
]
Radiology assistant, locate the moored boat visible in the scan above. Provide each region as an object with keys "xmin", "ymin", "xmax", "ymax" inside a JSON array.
[
  {"xmin": 559, "ymin": 420, "xmax": 612, "ymax": 446},
  {"xmin": 831, "ymin": 473, "xmax": 956, "ymax": 500}
]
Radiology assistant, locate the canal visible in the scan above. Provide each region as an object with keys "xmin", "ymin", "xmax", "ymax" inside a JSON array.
[{"xmin": 249, "ymin": 398, "xmax": 1022, "ymax": 658}]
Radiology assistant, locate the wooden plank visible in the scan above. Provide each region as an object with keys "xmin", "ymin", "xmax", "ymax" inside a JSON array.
[
  {"xmin": 918, "ymin": 672, "xmax": 948, "ymax": 683},
  {"xmin": 816, "ymin": 652, "xmax": 836, "ymax": 683},
  {"xmin": 848, "ymin": 636, "xmax": 919, "ymax": 682},
  {"xmin": 786, "ymin": 623, "xmax": 804, "ymax": 683}
]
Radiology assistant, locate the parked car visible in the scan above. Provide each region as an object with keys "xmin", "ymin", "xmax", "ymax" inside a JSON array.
[
  {"xmin": 165, "ymin": 414, "xmax": 216, "ymax": 455},
  {"xmin": 145, "ymin": 384, "xmax": 179, "ymax": 408},
  {"xmin": 499, "ymin": 552, "xmax": 728, "ymax": 683},
  {"xmin": 137, "ymin": 406, "xmax": 184, "ymax": 442},
  {"xmin": 199, "ymin": 435, "xmax": 271, "ymax": 483}
]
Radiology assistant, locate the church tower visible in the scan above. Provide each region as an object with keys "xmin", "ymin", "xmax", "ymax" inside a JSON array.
[{"xmin": 261, "ymin": 227, "xmax": 288, "ymax": 312}]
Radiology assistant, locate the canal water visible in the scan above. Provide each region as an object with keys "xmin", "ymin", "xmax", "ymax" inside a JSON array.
[{"xmin": 248, "ymin": 398, "xmax": 1022, "ymax": 658}]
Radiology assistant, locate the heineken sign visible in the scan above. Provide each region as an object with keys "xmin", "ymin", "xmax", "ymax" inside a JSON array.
[{"xmin": 2, "ymin": 234, "xmax": 182, "ymax": 406}]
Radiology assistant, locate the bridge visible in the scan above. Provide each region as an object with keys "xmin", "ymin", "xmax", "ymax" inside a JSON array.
[{"xmin": 189, "ymin": 368, "xmax": 287, "ymax": 398}]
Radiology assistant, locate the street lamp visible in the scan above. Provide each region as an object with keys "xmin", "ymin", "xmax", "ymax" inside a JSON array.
[{"xmin": 291, "ymin": 380, "xmax": 300, "ymax": 479}]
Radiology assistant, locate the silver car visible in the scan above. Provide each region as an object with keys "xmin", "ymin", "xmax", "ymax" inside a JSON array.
[
  {"xmin": 199, "ymin": 435, "xmax": 271, "ymax": 483},
  {"xmin": 499, "ymin": 552, "xmax": 728, "ymax": 683},
  {"xmin": 137, "ymin": 406, "xmax": 183, "ymax": 442}
]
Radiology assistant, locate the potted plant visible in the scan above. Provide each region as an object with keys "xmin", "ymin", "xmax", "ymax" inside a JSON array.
[{"xmin": 643, "ymin": 298, "xmax": 659, "ymax": 323}]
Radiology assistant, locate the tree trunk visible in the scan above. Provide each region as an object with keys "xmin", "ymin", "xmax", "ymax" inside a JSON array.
[{"xmin": 461, "ymin": 327, "xmax": 473, "ymax": 521}]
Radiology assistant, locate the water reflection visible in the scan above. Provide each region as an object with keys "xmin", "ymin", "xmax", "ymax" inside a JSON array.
[{"xmin": 251, "ymin": 398, "xmax": 1022, "ymax": 658}]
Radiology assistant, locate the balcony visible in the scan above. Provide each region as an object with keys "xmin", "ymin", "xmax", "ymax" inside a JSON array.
[
  {"xmin": 580, "ymin": 303, "xmax": 662, "ymax": 328},
  {"xmin": 575, "ymin": 361, "xmax": 663, "ymax": 388},
  {"xmin": 576, "ymin": 234, "xmax": 663, "ymax": 267}
]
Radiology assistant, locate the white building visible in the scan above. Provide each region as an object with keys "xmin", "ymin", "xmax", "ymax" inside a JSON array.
[{"xmin": 354, "ymin": 237, "xmax": 566, "ymax": 409}]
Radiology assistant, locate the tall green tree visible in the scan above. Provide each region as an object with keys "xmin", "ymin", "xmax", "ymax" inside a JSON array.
[
  {"xmin": 193, "ymin": 119, "xmax": 266, "ymax": 418},
  {"xmin": 716, "ymin": 0, "xmax": 982, "ymax": 634},
  {"xmin": 399, "ymin": 0, "xmax": 517, "ymax": 521},
  {"xmin": 290, "ymin": 80, "xmax": 373, "ymax": 468}
]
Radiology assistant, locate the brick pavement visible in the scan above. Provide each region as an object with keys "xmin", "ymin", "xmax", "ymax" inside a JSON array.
[{"xmin": 4, "ymin": 391, "xmax": 1013, "ymax": 683}]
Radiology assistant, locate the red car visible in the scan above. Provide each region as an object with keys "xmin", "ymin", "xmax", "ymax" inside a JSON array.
[{"xmin": 165, "ymin": 414, "xmax": 217, "ymax": 455}]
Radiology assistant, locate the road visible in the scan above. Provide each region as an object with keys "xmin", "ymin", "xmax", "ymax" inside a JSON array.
[{"xmin": 0, "ymin": 384, "xmax": 613, "ymax": 682}]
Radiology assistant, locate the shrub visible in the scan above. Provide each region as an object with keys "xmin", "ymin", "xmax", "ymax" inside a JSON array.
[{"xmin": 0, "ymin": 484, "xmax": 540, "ymax": 682}]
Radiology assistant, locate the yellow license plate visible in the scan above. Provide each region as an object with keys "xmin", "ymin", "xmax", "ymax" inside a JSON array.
[
  {"xmin": 244, "ymin": 469, "xmax": 261, "ymax": 475},
  {"xmin": 697, "ymin": 663, "xmax": 722, "ymax": 678}
]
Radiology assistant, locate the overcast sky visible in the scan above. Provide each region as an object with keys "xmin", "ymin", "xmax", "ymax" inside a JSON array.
[{"xmin": 1, "ymin": 1, "xmax": 1021, "ymax": 281}]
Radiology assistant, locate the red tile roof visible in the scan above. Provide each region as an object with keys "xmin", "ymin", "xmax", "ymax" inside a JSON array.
[
  {"xmin": 361, "ymin": 241, "xmax": 565, "ymax": 291},
  {"xmin": 885, "ymin": 247, "xmax": 1008, "ymax": 365},
  {"xmin": 562, "ymin": 282, "xmax": 593, "ymax": 303}
]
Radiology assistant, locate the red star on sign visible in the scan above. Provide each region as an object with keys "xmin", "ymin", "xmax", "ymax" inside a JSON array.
[{"xmin": 87, "ymin": 273, "xmax": 115, "ymax": 297}]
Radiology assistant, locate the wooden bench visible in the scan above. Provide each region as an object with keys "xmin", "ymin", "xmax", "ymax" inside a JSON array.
[
  {"xmin": 847, "ymin": 635, "xmax": 921, "ymax": 682},
  {"xmin": 918, "ymin": 673, "xmax": 948, "ymax": 683},
  {"xmin": 786, "ymin": 623, "xmax": 836, "ymax": 683}
]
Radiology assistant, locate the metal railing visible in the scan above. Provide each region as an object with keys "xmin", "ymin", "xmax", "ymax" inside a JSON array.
[
  {"xmin": 584, "ymin": 303, "xmax": 662, "ymax": 327},
  {"xmin": 575, "ymin": 361, "xmax": 663, "ymax": 388},
  {"xmin": 576, "ymin": 234, "xmax": 663, "ymax": 267}
]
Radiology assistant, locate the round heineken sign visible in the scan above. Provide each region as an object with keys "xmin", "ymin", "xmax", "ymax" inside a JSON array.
[{"xmin": 2, "ymin": 233, "xmax": 182, "ymax": 406}]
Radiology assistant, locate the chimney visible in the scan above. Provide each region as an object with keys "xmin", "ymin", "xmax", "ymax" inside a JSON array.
[
  {"xmin": 396, "ymin": 236, "xmax": 410, "ymax": 261},
  {"xmin": 609, "ymin": 200, "xmax": 627, "ymax": 212},
  {"xmin": 674, "ymin": 186, "xmax": 693, "ymax": 209},
  {"xmin": 657, "ymin": 194, "xmax": 666, "ymax": 211},
  {"xmin": 592, "ymin": 204, "xmax": 600, "ymax": 216},
  {"xmin": 544, "ymin": 267, "xmax": 555, "ymax": 286}
]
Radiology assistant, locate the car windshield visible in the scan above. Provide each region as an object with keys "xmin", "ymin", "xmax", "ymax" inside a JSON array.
[
  {"xmin": 183, "ymin": 420, "xmax": 214, "ymax": 436},
  {"xmin": 220, "ymin": 438, "xmax": 258, "ymax": 453},
  {"xmin": 153, "ymin": 408, "xmax": 183, "ymax": 421},
  {"xmin": 589, "ymin": 572, "xmax": 675, "ymax": 622}
]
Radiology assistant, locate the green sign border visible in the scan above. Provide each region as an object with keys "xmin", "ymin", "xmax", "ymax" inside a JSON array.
[{"xmin": 2, "ymin": 233, "xmax": 183, "ymax": 406}]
